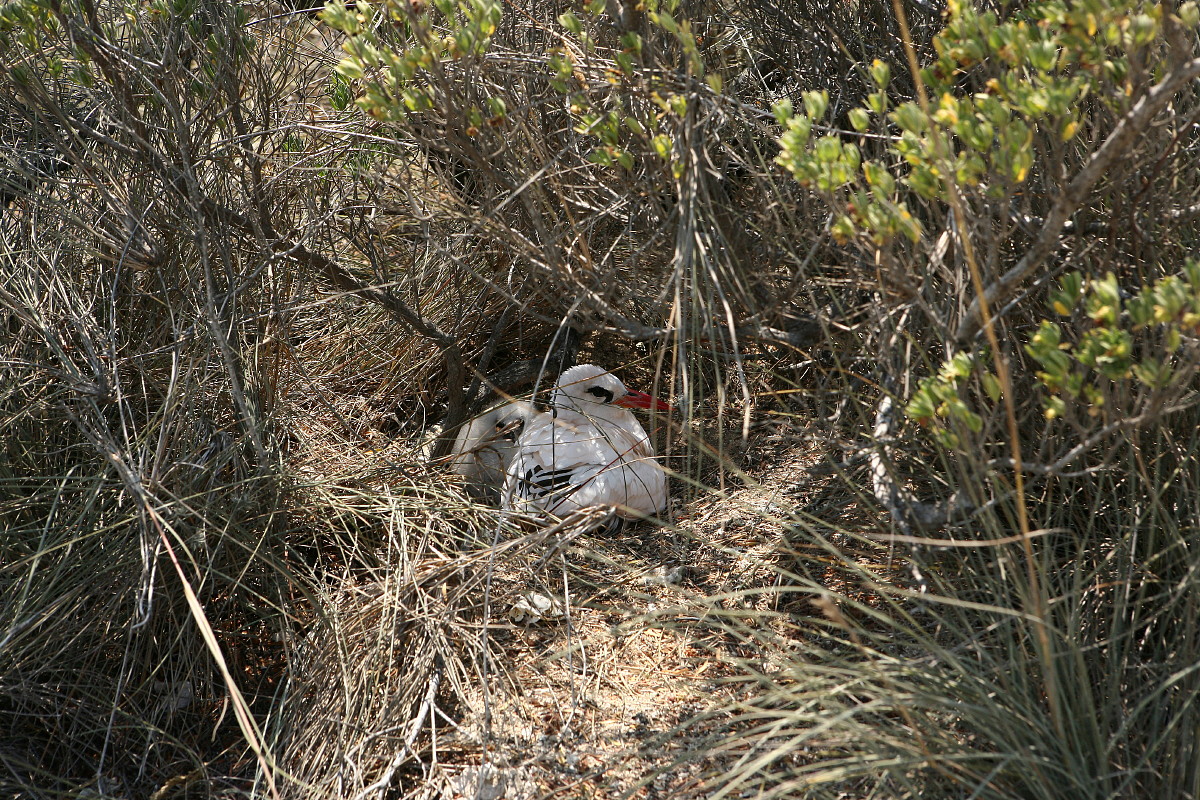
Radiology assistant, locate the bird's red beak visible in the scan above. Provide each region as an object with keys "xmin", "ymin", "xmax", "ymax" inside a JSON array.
[{"xmin": 615, "ymin": 390, "xmax": 673, "ymax": 411}]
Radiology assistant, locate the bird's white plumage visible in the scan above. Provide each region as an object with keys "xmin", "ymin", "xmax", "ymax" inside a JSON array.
[
  {"xmin": 502, "ymin": 365, "xmax": 669, "ymax": 521},
  {"xmin": 450, "ymin": 400, "xmax": 534, "ymax": 501}
]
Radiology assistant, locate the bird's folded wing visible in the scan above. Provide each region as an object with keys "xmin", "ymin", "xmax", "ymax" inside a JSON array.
[
  {"xmin": 551, "ymin": 458, "xmax": 667, "ymax": 516},
  {"xmin": 503, "ymin": 412, "xmax": 665, "ymax": 516},
  {"xmin": 506, "ymin": 444, "xmax": 666, "ymax": 516}
]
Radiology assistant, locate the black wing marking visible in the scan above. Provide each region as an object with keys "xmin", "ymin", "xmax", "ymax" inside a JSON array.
[{"xmin": 516, "ymin": 465, "xmax": 578, "ymax": 501}]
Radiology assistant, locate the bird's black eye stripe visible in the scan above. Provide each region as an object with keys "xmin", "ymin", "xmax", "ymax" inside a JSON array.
[
  {"xmin": 494, "ymin": 418, "xmax": 524, "ymax": 442},
  {"xmin": 587, "ymin": 386, "xmax": 614, "ymax": 403}
]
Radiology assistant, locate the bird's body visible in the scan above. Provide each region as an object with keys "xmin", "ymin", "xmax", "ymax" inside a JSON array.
[
  {"xmin": 449, "ymin": 400, "xmax": 534, "ymax": 501},
  {"xmin": 502, "ymin": 365, "xmax": 671, "ymax": 522}
]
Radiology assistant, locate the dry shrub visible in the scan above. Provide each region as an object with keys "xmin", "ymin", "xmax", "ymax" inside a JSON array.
[{"xmin": 3, "ymin": 0, "xmax": 1200, "ymax": 798}]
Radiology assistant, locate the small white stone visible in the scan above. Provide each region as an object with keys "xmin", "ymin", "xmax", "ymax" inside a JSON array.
[{"xmin": 509, "ymin": 592, "xmax": 564, "ymax": 624}]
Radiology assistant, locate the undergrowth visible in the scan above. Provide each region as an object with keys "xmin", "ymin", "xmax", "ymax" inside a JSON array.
[{"xmin": 1, "ymin": 0, "xmax": 1199, "ymax": 797}]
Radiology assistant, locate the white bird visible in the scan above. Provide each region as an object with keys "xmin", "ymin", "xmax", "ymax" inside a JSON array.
[
  {"xmin": 449, "ymin": 400, "xmax": 535, "ymax": 501},
  {"xmin": 502, "ymin": 364, "xmax": 672, "ymax": 525}
]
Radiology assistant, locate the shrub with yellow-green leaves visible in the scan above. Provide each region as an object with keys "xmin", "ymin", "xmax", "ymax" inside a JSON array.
[
  {"xmin": 1029, "ymin": 264, "xmax": 1200, "ymax": 413},
  {"xmin": 323, "ymin": 0, "xmax": 718, "ymax": 179},
  {"xmin": 907, "ymin": 264, "xmax": 1200, "ymax": 446},
  {"xmin": 323, "ymin": 0, "xmax": 504, "ymax": 122},
  {"xmin": 774, "ymin": 0, "xmax": 1200, "ymax": 464},
  {"xmin": 774, "ymin": 0, "xmax": 1200, "ymax": 246}
]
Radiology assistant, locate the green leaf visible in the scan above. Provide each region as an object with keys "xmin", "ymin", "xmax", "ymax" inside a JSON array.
[
  {"xmin": 558, "ymin": 11, "xmax": 582, "ymax": 35},
  {"xmin": 863, "ymin": 160, "xmax": 895, "ymax": 195},
  {"xmin": 1086, "ymin": 272, "xmax": 1122, "ymax": 325},
  {"xmin": 813, "ymin": 136, "xmax": 841, "ymax": 163},
  {"xmin": 1026, "ymin": 321, "xmax": 1064, "ymax": 366},
  {"xmin": 891, "ymin": 102, "xmax": 927, "ymax": 134},
  {"xmin": 869, "ymin": 59, "xmax": 891, "ymax": 87},
  {"xmin": 1181, "ymin": 1, "xmax": 1200, "ymax": 28},
  {"xmin": 1183, "ymin": 259, "xmax": 1200, "ymax": 290},
  {"xmin": 1044, "ymin": 395, "xmax": 1066, "ymax": 420},
  {"xmin": 588, "ymin": 147, "xmax": 614, "ymax": 166},
  {"xmin": 802, "ymin": 90, "xmax": 829, "ymax": 121},
  {"xmin": 1049, "ymin": 271, "xmax": 1083, "ymax": 315},
  {"xmin": 651, "ymin": 10, "xmax": 678, "ymax": 34},
  {"xmin": 772, "ymin": 98, "xmax": 794, "ymax": 126},
  {"xmin": 1029, "ymin": 39, "xmax": 1059, "ymax": 72},
  {"xmin": 1166, "ymin": 327, "xmax": 1182, "ymax": 353},
  {"xmin": 1133, "ymin": 358, "xmax": 1171, "ymax": 388},
  {"xmin": 945, "ymin": 351, "xmax": 976, "ymax": 381},
  {"xmin": 982, "ymin": 373, "xmax": 1002, "ymax": 402},
  {"xmin": 335, "ymin": 58, "xmax": 365, "ymax": 79},
  {"xmin": 906, "ymin": 389, "xmax": 937, "ymax": 421},
  {"xmin": 831, "ymin": 215, "xmax": 856, "ymax": 243}
]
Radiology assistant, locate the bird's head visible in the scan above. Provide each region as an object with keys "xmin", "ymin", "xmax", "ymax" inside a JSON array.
[{"xmin": 551, "ymin": 364, "xmax": 673, "ymax": 415}]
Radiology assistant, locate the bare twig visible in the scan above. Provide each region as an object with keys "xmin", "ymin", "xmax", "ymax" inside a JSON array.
[{"xmin": 353, "ymin": 662, "xmax": 444, "ymax": 800}]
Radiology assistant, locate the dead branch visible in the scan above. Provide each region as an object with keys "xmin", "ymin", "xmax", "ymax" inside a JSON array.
[{"xmin": 869, "ymin": 393, "xmax": 973, "ymax": 533}]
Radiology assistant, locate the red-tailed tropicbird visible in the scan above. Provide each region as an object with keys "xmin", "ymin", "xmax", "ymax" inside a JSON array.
[
  {"xmin": 501, "ymin": 364, "xmax": 672, "ymax": 523},
  {"xmin": 449, "ymin": 400, "xmax": 534, "ymax": 501}
]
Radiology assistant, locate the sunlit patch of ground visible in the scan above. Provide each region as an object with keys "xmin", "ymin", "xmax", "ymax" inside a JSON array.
[{"xmin": 398, "ymin": 419, "xmax": 834, "ymax": 798}]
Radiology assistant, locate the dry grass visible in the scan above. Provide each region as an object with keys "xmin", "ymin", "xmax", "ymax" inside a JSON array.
[
  {"xmin": 258, "ymin": 348, "xmax": 887, "ymax": 800},
  {"xmin": 3, "ymin": 0, "xmax": 1200, "ymax": 798}
]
